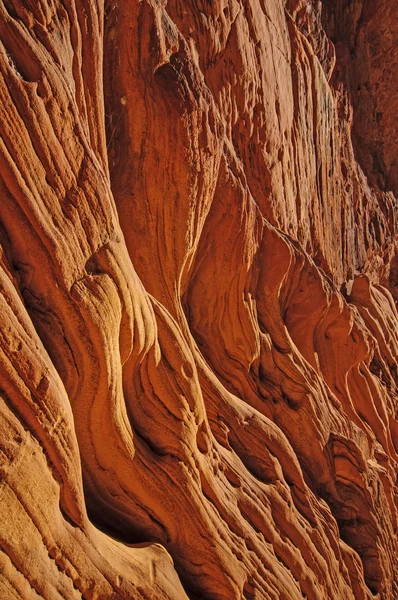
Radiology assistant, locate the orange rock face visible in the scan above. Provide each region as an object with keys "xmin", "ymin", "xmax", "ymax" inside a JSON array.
[{"xmin": 0, "ymin": 1, "xmax": 397, "ymax": 599}]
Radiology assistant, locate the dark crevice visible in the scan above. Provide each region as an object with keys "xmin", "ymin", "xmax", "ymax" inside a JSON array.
[{"xmin": 322, "ymin": 0, "xmax": 398, "ymax": 195}]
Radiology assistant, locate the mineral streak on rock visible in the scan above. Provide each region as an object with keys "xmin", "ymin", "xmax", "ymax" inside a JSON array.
[{"xmin": 0, "ymin": 0, "xmax": 397, "ymax": 599}]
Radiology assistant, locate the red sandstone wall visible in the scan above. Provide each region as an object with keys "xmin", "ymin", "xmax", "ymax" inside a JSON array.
[{"xmin": 0, "ymin": 1, "xmax": 397, "ymax": 598}]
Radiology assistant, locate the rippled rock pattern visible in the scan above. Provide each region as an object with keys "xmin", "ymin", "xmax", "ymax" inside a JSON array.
[{"xmin": 0, "ymin": 1, "xmax": 397, "ymax": 599}]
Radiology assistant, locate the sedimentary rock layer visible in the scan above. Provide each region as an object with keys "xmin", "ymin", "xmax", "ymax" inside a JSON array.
[{"xmin": 0, "ymin": 1, "xmax": 397, "ymax": 599}]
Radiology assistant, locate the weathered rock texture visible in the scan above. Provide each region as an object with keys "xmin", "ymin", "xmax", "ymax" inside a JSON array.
[{"xmin": 0, "ymin": 0, "xmax": 397, "ymax": 598}]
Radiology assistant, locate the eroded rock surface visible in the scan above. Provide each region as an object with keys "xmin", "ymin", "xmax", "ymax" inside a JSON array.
[{"xmin": 0, "ymin": 1, "xmax": 397, "ymax": 599}]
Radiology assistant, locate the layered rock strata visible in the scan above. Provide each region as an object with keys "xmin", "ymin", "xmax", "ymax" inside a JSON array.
[{"xmin": 0, "ymin": 1, "xmax": 397, "ymax": 599}]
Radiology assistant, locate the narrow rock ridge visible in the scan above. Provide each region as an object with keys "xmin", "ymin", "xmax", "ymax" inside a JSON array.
[{"xmin": 0, "ymin": 1, "xmax": 397, "ymax": 599}]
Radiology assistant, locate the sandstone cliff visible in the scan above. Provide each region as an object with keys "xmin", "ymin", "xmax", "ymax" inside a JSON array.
[{"xmin": 0, "ymin": 1, "xmax": 397, "ymax": 599}]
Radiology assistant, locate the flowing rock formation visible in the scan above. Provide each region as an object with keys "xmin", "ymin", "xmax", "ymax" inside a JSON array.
[{"xmin": 0, "ymin": 0, "xmax": 397, "ymax": 598}]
